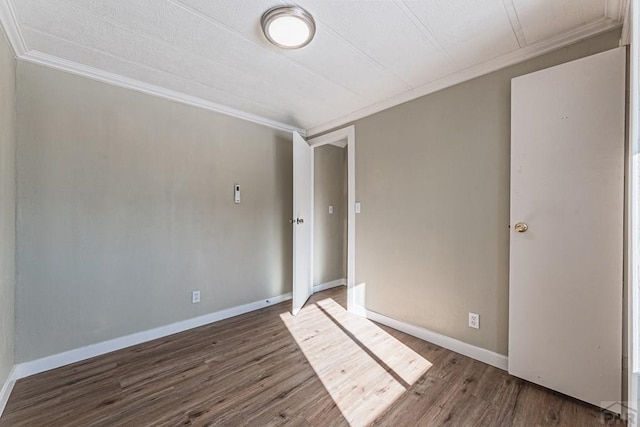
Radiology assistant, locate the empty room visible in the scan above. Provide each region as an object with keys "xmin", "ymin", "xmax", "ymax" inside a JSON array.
[{"xmin": 0, "ymin": 0, "xmax": 639, "ymax": 425}]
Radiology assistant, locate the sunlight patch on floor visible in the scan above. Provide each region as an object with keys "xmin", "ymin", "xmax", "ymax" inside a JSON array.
[{"xmin": 280, "ymin": 298, "xmax": 432, "ymax": 426}]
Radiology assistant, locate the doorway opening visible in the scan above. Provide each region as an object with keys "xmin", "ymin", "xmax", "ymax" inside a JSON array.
[
  {"xmin": 311, "ymin": 141, "xmax": 347, "ymax": 294},
  {"xmin": 307, "ymin": 126, "xmax": 361, "ymax": 314}
]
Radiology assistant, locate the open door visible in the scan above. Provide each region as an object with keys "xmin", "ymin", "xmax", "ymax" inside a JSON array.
[{"xmin": 292, "ymin": 131, "xmax": 312, "ymax": 315}]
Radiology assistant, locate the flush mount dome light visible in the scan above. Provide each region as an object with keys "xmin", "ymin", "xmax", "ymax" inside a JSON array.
[{"xmin": 261, "ymin": 6, "xmax": 316, "ymax": 49}]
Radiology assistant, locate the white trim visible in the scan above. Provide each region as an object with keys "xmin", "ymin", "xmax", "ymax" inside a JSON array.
[
  {"xmin": 366, "ymin": 309, "xmax": 509, "ymax": 371},
  {"xmin": 606, "ymin": 0, "xmax": 625, "ymax": 21},
  {"xmin": 0, "ymin": 366, "xmax": 16, "ymax": 418},
  {"xmin": 310, "ymin": 143, "xmax": 315, "ymax": 304},
  {"xmin": 1, "ymin": 0, "xmax": 621, "ymax": 139},
  {"xmin": 17, "ymin": 50, "xmax": 306, "ymax": 136},
  {"xmin": 307, "ymin": 126, "xmax": 357, "ymax": 314},
  {"xmin": 620, "ymin": 0, "xmax": 631, "ymax": 46},
  {"xmin": 11, "ymin": 292, "xmax": 292, "ymax": 380},
  {"xmin": 308, "ymin": 127, "xmax": 352, "ymax": 148},
  {"xmin": 313, "ymin": 278, "xmax": 346, "ymax": 293},
  {"xmin": 0, "ymin": 0, "xmax": 26, "ymax": 57},
  {"xmin": 351, "ymin": 303, "xmax": 367, "ymax": 318},
  {"xmin": 346, "ymin": 130, "xmax": 356, "ymax": 312},
  {"xmin": 308, "ymin": 134, "xmax": 347, "ymax": 148},
  {"xmin": 627, "ymin": 0, "xmax": 638, "ymax": 419},
  {"xmin": 306, "ymin": 18, "xmax": 621, "ymax": 137}
]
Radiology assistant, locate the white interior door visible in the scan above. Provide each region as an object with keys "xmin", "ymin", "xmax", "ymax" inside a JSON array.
[
  {"xmin": 509, "ymin": 47, "xmax": 625, "ymax": 410},
  {"xmin": 292, "ymin": 131, "xmax": 313, "ymax": 315}
]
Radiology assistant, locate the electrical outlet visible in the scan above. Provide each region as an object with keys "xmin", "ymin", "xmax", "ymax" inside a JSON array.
[
  {"xmin": 469, "ymin": 312, "xmax": 479, "ymax": 329},
  {"xmin": 192, "ymin": 291, "xmax": 201, "ymax": 304}
]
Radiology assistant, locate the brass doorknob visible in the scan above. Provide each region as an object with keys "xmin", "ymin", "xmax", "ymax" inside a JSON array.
[{"xmin": 514, "ymin": 222, "xmax": 528, "ymax": 233}]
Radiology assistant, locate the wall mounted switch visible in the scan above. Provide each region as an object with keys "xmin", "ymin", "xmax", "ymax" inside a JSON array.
[{"xmin": 234, "ymin": 184, "xmax": 240, "ymax": 204}]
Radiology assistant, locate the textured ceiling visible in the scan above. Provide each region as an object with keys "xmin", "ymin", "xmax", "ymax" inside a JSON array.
[{"xmin": 7, "ymin": 0, "xmax": 624, "ymax": 133}]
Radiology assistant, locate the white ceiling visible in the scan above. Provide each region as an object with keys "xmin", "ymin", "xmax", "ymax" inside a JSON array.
[{"xmin": 3, "ymin": 0, "xmax": 626, "ymax": 134}]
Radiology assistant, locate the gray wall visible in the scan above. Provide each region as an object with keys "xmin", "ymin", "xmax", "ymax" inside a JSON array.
[
  {"xmin": 16, "ymin": 62, "xmax": 293, "ymax": 362},
  {"xmin": 350, "ymin": 29, "xmax": 621, "ymax": 356},
  {"xmin": 0, "ymin": 29, "xmax": 16, "ymax": 384},
  {"xmin": 313, "ymin": 144, "xmax": 346, "ymax": 285}
]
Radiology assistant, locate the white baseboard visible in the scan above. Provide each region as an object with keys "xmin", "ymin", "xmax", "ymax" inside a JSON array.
[
  {"xmin": 366, "ymin": 310, "xmax": 508, "ymax": 371},
  {"xmin": 0, "ymin": 366, "xmax": 16, "ymax": 418},
  {"xmin": 12, "ymin": 292, "xmax": 292, "ymax": 381},
  {"xmin": 313, "ymin": 278, "xmax": 346, "ymax": 293}
]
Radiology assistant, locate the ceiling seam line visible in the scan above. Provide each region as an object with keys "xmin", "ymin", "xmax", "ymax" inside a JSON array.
[
  {"xmin": 286, "ymin": 0, "xmax": 413, "ymax": 90},
  {"xmin": 51, "ymin": 0, "xmax": 365, "ymax": 103},
  {"xmin": 167, "ymin": 0, "xmax": 369, "ymax": 99},
  {"xmin": 395, "ymin": 1, "xmax": 460, "ymax": 70},
  {"xmin": 306, "ymin": 22, "xmax": 413, "ymax": 91},
  {"xmin": 305, "ymin": 17, "xmax": 621, "ymax": 135},
  {"xmin": 501, "ymin": 0, "xmax": 528, "ymax": 48}
]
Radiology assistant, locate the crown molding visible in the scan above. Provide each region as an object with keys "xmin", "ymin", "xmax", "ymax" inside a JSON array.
[
  {"xmin": 306, "ymin": 17, "xmax": 622, "ymax": 137},
  {"xmin": 0, "ymin": 0, "xmax": 26, "ymax": 57},
  {"xmin": 20, "ymin": 50, "xmax": 306, "ymax": 135},
  {"xmin": 0, "ymin": 0, "xmax": 623, "ymax": 138},
  {"xmin": 0, "ymin": 0, "xmax": 305, "ymax": 135}
]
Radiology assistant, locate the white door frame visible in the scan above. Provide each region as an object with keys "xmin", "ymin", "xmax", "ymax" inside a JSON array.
[
  {"xmin": 628, "ymin": 0, "xmax": 639, "ymax": 420},
  {"xmin": 307, "ymin": 126, "xmax": 360, "ymax": 314}
]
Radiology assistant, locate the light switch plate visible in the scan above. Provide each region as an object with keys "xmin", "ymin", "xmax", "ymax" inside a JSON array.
[
  {"xmin": 329, "ymin": 205, "xmax": 334, "ymax": 214},
  {"xmin": 355, "ymin": 202, "xmax": 361, "ymax": 214}
]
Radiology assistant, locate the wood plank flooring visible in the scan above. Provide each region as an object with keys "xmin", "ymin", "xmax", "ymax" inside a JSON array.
[{"xmin": 0, "ymin": 287, "xmax": 622, "ymax": 426}]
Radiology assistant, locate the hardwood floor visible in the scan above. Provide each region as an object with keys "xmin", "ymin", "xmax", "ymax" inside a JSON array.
[{"xmin": 0, "ymin": 287, "xmax": 621, "ymax": 426}]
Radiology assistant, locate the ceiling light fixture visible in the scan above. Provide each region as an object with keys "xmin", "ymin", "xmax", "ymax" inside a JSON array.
[{"xmin": 261, "ymin": 6, "xmax": 316, "ymax": 49}]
